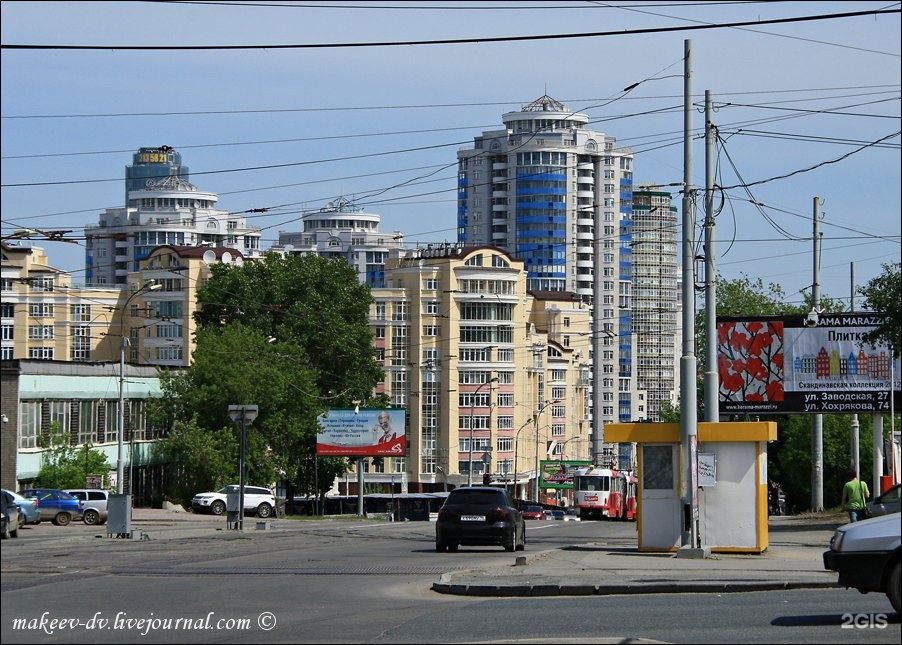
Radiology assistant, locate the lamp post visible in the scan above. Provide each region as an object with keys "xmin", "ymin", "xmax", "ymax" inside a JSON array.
[
  {"xmin": 533, "ymin": 399, "xmax": 559, "ymax": 502},
  {"xmin": 556, "ymin": 436, "xmax": 581, "ymax": 506},
  {"xmin": 117, "ymin": 280, "xmax": 161, "ymax": 495},
  {"xmin": 511, "ymin": 418, "xmax": 533, "ymax": 498},
  {"xmin": 467, "ymin": 376, "xmax": 498, "ymax": 486}
]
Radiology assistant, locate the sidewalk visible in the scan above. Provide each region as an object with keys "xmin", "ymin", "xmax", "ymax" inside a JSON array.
[{"xmin": 431, "ymin": 513, "xmax": 847, "ymax": 597}]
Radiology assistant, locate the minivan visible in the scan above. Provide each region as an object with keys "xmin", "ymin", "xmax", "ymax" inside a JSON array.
[{"xmin": 63, "ymin": 489, "xmax": 110, "ymax": 525}]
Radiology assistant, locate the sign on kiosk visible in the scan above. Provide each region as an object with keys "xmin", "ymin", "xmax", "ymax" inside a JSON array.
[{"xmin": 316, "ymin": 408, "xmax": 406, "ymax": 457}]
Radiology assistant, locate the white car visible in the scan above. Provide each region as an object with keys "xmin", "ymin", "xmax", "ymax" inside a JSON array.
[
  {"xmin": 191, "ymin": 485, "xmax": 276, "ymax": 518},
  {"xmin": 823, "ymin": 512, "xmax": 901, "ymax": 614}
]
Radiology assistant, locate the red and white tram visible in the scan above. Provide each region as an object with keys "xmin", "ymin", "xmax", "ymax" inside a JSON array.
[{"xmin": 573, "ymin": 466, "xmax": 637, "ymax": 521}]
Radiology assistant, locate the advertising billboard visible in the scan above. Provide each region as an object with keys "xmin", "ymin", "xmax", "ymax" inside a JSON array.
[
  {"xmin": 717, "ymin": 313, "xmax": 900, "ymax": 415},
  {"xmin": 316, "ymin": 408, "xmax": 406, "ymax": 457},
  {"xmin": 540, "ymin": 460, "xmax": 592, "ymax": 490}
]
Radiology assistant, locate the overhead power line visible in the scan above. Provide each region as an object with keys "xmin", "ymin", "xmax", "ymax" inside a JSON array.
[{"xmin": 2, "ymin": 8, "xmax": 898, "ymax": 50}]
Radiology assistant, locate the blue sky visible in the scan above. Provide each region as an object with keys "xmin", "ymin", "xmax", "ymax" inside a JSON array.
[{"xmin": 2, "ymin": 1, "xmax": 899, "ymax": 309}]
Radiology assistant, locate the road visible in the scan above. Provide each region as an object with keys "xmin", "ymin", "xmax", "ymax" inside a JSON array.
[{"xmin": 2, "ymin": 517, "xmax": 898, "ymax": 643}]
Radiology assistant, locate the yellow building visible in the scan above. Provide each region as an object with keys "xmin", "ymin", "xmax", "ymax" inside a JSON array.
[
  {"xmin": 124, "ymin": 245, "xmax": 242, "ymax": 367},
  {"xmin": 368, "ymin": 245, "xmax": 592, "ymax": 502},
  {"xmin": 1, "ymin": 243, "xmax": 121, "ymax": 362}
]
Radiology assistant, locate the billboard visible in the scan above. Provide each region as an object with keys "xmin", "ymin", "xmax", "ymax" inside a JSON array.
[
  {"xmin": 718, "ymin": 313, "xmax": 900, "ymax": 415},
  {"xmin": 539, "ymin": 460, "xmax": 592, "ymax": 490},
  {"xmin": 316, "ymin": 408, "xmax": 406, "ymax": 457}
]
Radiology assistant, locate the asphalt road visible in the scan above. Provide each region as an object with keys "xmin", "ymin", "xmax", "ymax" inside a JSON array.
[{"xmin": 2, "ymin": 517, "xmax": 898, "ymax": 644}]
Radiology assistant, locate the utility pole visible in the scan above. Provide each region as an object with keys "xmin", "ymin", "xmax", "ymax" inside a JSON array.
[
  {"xmin": 811, "ymin": 197, "xmax": 824, "ymax": 511},
  {"xmin": 850, "ymin": 262, "xmax": 860, "ymax": 478},
  {"xmin": 703, "ymin": 89, "xmax": 718, "ymax": 425},
  {"xmin": 678, "ymin": 39, "xmax": 700, "ymax": 551}
]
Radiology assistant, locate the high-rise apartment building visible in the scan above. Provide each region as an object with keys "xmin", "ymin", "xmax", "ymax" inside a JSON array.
[
  {"xmin": 125, "ymin": 146, "xmax": 189, "ymax": 202},
  {"xmin": 85, "ymin": 147, "xmax": 263, "ymax": 287},
  {"xmin": 456, "ymin": 94, "xmax": 633, "ymax": 298},
  {"xmin": 273, "ymin": 197, "xmax": 406, "ymax": 288},
  {"xmin": 628, "ymin": 188, "xmax": 679, "ymax": 421},
  {"xmin": 456, "ymin": 95, "xmax": 635, "ymax": 447}
]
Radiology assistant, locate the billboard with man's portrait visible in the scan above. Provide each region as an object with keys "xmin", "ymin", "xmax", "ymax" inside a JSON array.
[{"xmin": 316, "ymin": 408, "xmax": 406, "ymax": 457}]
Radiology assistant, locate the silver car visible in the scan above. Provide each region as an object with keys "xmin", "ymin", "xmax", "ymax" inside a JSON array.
[
  {"xmin": 866, "ymin": 483, "xmax": 900, "ymax": 518},
  {"xmin": 63, "ymin": 489, "xmax": 110, "ymax": 525}
]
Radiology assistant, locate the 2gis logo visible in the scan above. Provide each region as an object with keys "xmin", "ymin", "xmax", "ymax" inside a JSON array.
[{"xmin": 840, "ymin": 613, "xmax": 888, "ymax": 629}]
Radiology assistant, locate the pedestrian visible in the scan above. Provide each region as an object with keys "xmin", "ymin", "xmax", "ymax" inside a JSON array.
[{"xmin": 840, "ymin": 469, "xmax": 870, "ymax": 523}]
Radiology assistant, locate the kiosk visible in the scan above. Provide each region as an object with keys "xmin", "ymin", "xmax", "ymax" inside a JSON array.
[{"xmin": 606, "ymin": 421, "xmax": 777, "ymax": 554}]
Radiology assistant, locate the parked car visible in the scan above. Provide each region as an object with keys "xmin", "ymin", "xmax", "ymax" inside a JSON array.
[
  {"xmin": 521, "ymin": 505, "xmax": 545, "ymax": 521},
  {"xmin": 191, "ymin": 485, "xmax": 276, "ymax": 518},
  {"xmin": 18, "ymin": 488, "xmax": 84, "ymax": 526},
  {"xmin": 550, "ymin": 509, "xmax": 566, "ymax": 521},
  {"xmin": 823, "ymin": 512, "xmax": 901, "ymax": 614},
  {"xmin": 866, "ymin": 483, "xmax": 900, "ymax": 518},
  {"xmin": 435, "ymin": 486, "xmax": 526, "ymax": 553},
  {"xmin": 1, "ymin": 490, "xmax": 20, "ymax": 539},
  {"xmin": 2, "ymin": 489, "xmax": 40, "ymax": 526},
  {"xmin": 63, "ymin": 489, "xmax": 110, "ymax": 525}
]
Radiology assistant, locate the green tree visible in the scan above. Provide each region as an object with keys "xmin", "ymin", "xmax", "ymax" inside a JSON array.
[
  {"xmin": 155, "ymin": 418, "xmax": 237, "ymax": 507},
  {"xmin": 33, "ymin": 423, "xmax": 112, "ymax": 490},
  {"xmin": 154, "ymin": 253, "xmax": 383, "ymax": 508},
  {"xmin": 768, "ymin": 413, "xmax": 875, "ymax": 511},
  {"xmin": 858, "ymin": 261, "xmax": 901, "ymax": 356}
]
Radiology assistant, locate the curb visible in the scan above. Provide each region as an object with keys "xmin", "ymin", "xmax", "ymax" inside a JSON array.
[{"xmin": 430, "ymin": 579, "xmax": 841, "ymax": 597}]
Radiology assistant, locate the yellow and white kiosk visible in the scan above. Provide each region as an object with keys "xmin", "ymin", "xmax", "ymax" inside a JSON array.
[{"xmin": 606, "ymin": 421, "xmax": 777, "ymax": 554}]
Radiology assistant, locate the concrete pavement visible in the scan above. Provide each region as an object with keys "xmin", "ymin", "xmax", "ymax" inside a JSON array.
[{"xmin": 430, "ymin": 512, "xmax": 848, "ymax": 597}]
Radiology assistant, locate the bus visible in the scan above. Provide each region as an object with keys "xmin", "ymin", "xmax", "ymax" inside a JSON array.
[{"xmin": 573, "ymin": 467, "xmax": 636, "ymax": 521}]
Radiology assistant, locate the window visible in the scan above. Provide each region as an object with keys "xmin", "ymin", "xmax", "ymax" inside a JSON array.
[
  {"xmin": 71, "ymin": 303, "xmax": 91, "ymax": 322},
  {"xmin": 497, "ymin": 437, "xmax": 513, "ymax": 452},
  {"xmin": 50, "ymin": 401, "xmax": 70, "ymax": 436},
  {"xmin": 29, "ymin": 303, "xmax": 54, "ymax": 317},
  {"xmin": 78, "ymin": 401, "xmax": 98, "ymax": 445},
  {"xmin": 104, "ymin": 401, "xmax": 118, "ymax": 443},
  {"xmin": 29, "ymin": 347, "xmax": 54, "ymax": 360},
  {"xmin": 19, "ymin": 402, "xmax": 40, "ymax": 449},
  {"xmin": 423, "ymin": 325, "xmax": 439, "ymax": 337},
  {"xmin": 29, "ymin": 325, "xmax": 54, "ymax": 340}
]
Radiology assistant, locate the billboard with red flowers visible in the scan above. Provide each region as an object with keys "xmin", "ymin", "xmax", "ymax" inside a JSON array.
[{"xmin": 717, "ymin": 313, "xmax": 900, "ymax": 415}]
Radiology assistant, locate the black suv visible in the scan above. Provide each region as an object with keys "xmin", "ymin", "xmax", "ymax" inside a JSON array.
[{"xmin": 435, "ymin": 487, "xmax": 526, "ymax": 552}]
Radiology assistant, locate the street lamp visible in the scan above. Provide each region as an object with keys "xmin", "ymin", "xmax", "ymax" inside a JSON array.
[
  {"xmin": 117, "ymin": 280, "xmax": 161, "ymax": 495},
  {"xmin": 467, "ymin": 376, "xmax": 498, "ymax": 486},
  {"xmin": 533, "ymin": 399, "xmax": 560, "ymax": 502},
  {"xmin": 511, "ymin": 417, "xmax": 533, "ymax": 498}
]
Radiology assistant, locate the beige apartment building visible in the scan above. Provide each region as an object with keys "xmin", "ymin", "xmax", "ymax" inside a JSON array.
[
  {"xmin": 368, "ymin": 244, "xmax": 593, "ymax": 503},
  {"xmin": 1, "ymin": 243, "xmax": 121, "ymax": 362}
]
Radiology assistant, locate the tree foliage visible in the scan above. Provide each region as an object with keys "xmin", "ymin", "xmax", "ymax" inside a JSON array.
[
  {"xmin": 152, "ymin": 254, "xmax": 384, "ymax": 506},
  {"xmin": 33, "ymin": 423, "xmax": 112, "ymax": 490},
  {"xmin": 768, "ymin": 413, "xmax": 875, "ymax": 511},
  {"xmin": 858, "ymin": 261, "xmax": 901, "ymax": 356},
  {"xmin": 155, "ymin": 418, "xmax": 237, "ymax": 506}
]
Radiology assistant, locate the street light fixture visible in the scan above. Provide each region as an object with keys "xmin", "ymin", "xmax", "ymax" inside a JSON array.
[
  {"xmin": 533, "ymin": 399, "xmax": 560, "ymax": 502},
  {"xmin": 510, "ymin": 417, "xmax": 533, "ymax": 498},
  {"xmin": 467, "ymin": 376, "xmax": 498, "ymax": 487},
  {"xmin": 117, "ymin": 280, "xmax": 161, "ymax": 496}
]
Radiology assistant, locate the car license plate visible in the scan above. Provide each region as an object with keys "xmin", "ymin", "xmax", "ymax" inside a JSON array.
[{"xmin": 461, "ymin": 515, "xmax": 485, "ymax": 522}]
